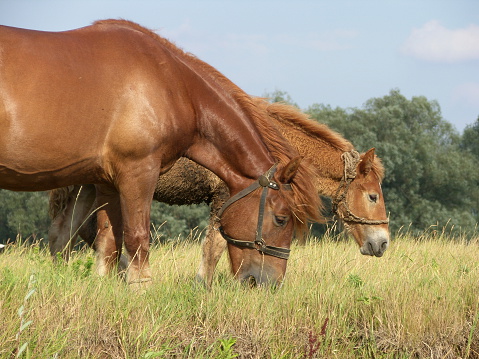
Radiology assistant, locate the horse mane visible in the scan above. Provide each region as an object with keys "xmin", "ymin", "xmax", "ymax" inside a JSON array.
[
  {"xmin": 254, "ymin": 98, "xmax": 385, "ymax": 181},
  {"xmin": 92, "ymin": 19, "xmax": 322, "ymax": 229},
  {"xmin": 256, "ymin": 98, "xmax": 354, "ymax": 152}
]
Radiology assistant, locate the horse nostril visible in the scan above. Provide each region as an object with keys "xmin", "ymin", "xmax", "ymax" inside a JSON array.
[
  {"xmin": 381, "ymin": 241, "xmax": 388, "ymax": 251},
  {"xmin": 246, "ymin": 275, "xmax": 257, "ymax": 288},
  {"xmin": 373, "ymin": 240, "xmax": 388, "ymax": 257}
]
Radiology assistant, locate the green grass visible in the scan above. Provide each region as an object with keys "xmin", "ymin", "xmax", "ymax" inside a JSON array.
[{"xmin": 1, "ymin": 233, "xmax": 478, "ymax": 358}]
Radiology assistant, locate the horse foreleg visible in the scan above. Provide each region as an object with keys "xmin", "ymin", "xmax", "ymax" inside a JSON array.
[
  {"xmin": 49, "ymin": 185, "xmax": 96, "ymax": 262},
  {"xmin": 49, "ymin": 214, "xmax": 69, "ymax": 262},
  {"xmin": 196, "ymin": 222, "xmax": 227, "ymax": 288},
  {"xmin": 94, "ymin": 185, "xmax": 124, "ymax": 277},
  {"xmin": 117, "ymin": 176, "xmax": 158, "ymax": 288},
  {"xmin": 120, "ymin": 203, "xmax": 153, "ymax": 286},
  {"xmin": 196, "ymin": 189, "xmax": 230, "ymax": 287},
  {"xmin": 70, "ymin": 190, "xmax": 129, "ymax": 274}
]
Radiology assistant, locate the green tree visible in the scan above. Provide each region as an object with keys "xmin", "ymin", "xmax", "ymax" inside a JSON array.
[
  {"xmin": 461, "ymin": 117, "xmax": 479, "ymax": 160},
  {"xmin": 0, "ymin": 190, "xmax": 50, "ymax": 244},
  {"xmin": 150, "ymin": 202, "xmax": 210, "ymax": 242},
  {"xmin": 0, "ymin": 189, "xmax": 210, "ymax": 245},
  {"xmin": 460, "ymin": 117, "xmax": 479, "ymax": 220},
  {"xmin": 263, "ymin": 89, "xmax": 299, "ymax": 107},
  {"xmin": 307, "ymin": 89, "xmax": 478, "ymax": 236}
]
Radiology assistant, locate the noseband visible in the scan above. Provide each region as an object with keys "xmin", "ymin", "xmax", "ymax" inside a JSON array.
[
  {"xmin": 217, "ymin": 163, "xmax": 291, "ymax": 260},
  {"xmin": 332, "ymin": 150, "xmax": 389, "ymax": 225}
]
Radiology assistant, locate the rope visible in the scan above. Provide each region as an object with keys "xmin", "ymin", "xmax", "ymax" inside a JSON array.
[
  {"xmin": 332, "ymin": 150, "xmax": 360, "ymax": 211},
  {"xmin": 341, "ymin": 150, "xmax": 361, "ymax": 180}
]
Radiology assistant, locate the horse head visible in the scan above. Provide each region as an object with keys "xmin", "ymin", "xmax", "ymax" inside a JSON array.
[
  {"xmin": 333, "ymin": 148, "xmax": 390, "ymax": 257},
  {"xmin": 217, "ymin": 157, "xmax": 307, "ymax": 287}
]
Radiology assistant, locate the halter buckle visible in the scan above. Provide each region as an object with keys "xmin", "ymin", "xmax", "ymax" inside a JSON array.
[{"xmin": 254, "ymin": 238, "xmax": 266, "ymax": 251}]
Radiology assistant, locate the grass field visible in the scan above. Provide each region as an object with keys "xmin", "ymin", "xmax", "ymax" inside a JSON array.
[{"xmin": 1, "ymin": 231, "xmax": 478, "ymax": 358}]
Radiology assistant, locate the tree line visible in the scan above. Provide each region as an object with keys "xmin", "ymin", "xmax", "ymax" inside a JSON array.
[{"xmin": 0, "ymin": 89, "xmax": 477, "ymax": 243}]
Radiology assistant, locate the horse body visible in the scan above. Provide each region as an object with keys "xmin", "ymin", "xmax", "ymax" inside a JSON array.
[
  {"xmin": 49, "ymin": 100, "xmax": 389, "ymax": 287},
  {"xmin": 0, "ymin": 22, "xmax": 265, "ymax": 190},
  {"xmin": 1, "ymin": 20, "xmax": 321, "ymax": 286}
]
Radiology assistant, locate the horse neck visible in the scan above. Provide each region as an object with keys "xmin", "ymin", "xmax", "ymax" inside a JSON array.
[
  {"xmin": 148, "ymin": 35, "xmax": 277, "ymax": 194},
  {"xmin": 275, "ymin": 120, "xmax": 348, "ymax": 198},
  {"xmin": 186, "ymin": 95, "xmax": 275, "ymax": 195}
]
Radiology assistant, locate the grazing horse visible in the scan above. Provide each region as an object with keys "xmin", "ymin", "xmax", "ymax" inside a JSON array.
[
  {"xmin": 0, "ymin": 20, "xmax": 322, "ymax": 286},
  {"xmin": 48, "ymin": 99, "xmax": 389, "ymax": 287}
]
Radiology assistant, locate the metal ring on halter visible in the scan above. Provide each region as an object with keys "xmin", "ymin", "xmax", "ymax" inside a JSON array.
[{"xmin": 217, "ymin": 163, "xmax": 292, "ymax": 260}]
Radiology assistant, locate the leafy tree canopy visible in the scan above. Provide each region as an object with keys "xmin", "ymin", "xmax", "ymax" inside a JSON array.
[
  {"xmin": 461, "ymin": 117, "xmax": 479, "ymax": 160},
  {"xmin": 262, "ymin": 89, "xmax": 299, "ymax": 108},
  {"xmin": 0, "ymin": 190, "xmax": 50, "ymax": 243}
]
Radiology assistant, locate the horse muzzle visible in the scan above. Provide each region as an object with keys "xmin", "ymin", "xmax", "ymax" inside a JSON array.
[
  {"xmin": 360, "ymin": 228, "xmax": 389, "ymax": 257},
  {"xmin": 238, "ymin": 267, "xmax": 285, "ymax": 288}
]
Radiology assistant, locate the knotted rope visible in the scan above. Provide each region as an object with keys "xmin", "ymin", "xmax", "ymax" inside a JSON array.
[{"xmin": 342, "ymin": 150, "xmax": 361, "ymax": 181}]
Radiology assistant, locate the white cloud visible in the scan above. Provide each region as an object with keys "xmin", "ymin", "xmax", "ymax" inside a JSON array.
[{"xmin": 401, "ymin": 20, "xmax": 479, "ymax": 63}]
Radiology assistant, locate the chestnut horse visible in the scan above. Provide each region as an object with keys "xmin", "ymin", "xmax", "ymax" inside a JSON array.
[
  {"xmin": 48, "ymin": 99, "xmax": 389, "ymax": 287},
  {"xmin": 0, "ymin": 20, "xmax": 322, "ymax": 286}
]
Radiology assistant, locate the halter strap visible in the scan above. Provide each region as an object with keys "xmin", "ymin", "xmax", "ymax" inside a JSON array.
[
  {"xmin": 332, "ymin": 150, "xmax": 389, "ymax": 225},
  {"xmin": 219, "ymin": 227, "xmax": 291, "ymax": 260},
  {"xmin": 216, "ymin": 164, "xmax": 279, "ymax": 218},
  {"xmin": 218, "ymin": 163, "xmax": 291, "ymax": 260}
]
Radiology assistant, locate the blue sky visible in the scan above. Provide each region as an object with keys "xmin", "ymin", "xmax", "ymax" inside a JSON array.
[{"xmin": 1, "ymin": 0, "xmax": 478, "ymax": 132}]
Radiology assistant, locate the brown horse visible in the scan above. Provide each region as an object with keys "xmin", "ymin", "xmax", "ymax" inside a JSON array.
[
  {"xmin": 48, "ymin": 99, "xmax": 389, "ymax": 287},
  {"xmin": 0, "ymin": 20, "xmax": 322, "ymax": 286}
]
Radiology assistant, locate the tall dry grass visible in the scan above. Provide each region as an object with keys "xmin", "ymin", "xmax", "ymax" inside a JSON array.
[{"xmin": 0, "ymin": 230, "xmax": 478, "ymax": 358}]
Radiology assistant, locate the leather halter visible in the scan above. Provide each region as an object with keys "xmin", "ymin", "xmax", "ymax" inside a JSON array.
[
  {"xmin": 332, "ymin": 150, "xmax": 389, "ymax": 225},
  {"xmin": 217, "ymin": 163, "xmax": 291, "ymax": 260}
]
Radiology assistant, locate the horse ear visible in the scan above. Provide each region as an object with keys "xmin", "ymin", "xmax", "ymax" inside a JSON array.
[
  {"xmin": 359, "ymin": 148, "xmax": 375, "ymax": 176},
  {"xmin": 279, "ymin": 156, "xmax": 303, "ymax": 183}
]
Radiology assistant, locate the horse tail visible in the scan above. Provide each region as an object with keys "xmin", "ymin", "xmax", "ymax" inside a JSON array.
[{"xmin": 48, "ymin": 186, "xmax": 76, "ymax": 219}]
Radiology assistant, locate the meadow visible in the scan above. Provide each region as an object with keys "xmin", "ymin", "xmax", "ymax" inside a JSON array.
[{"xmin": 1, "ymin": 229, "xmax": 478, "ymax": 358}]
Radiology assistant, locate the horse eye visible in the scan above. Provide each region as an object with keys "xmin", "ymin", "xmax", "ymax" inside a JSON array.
[
  {"xmin": 273, "ymin": 215, "xmax": 288, "ymax": 227},
  {"xmin": 368, "ymin": 194, "xmax": 378, "ymax": 203}
]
